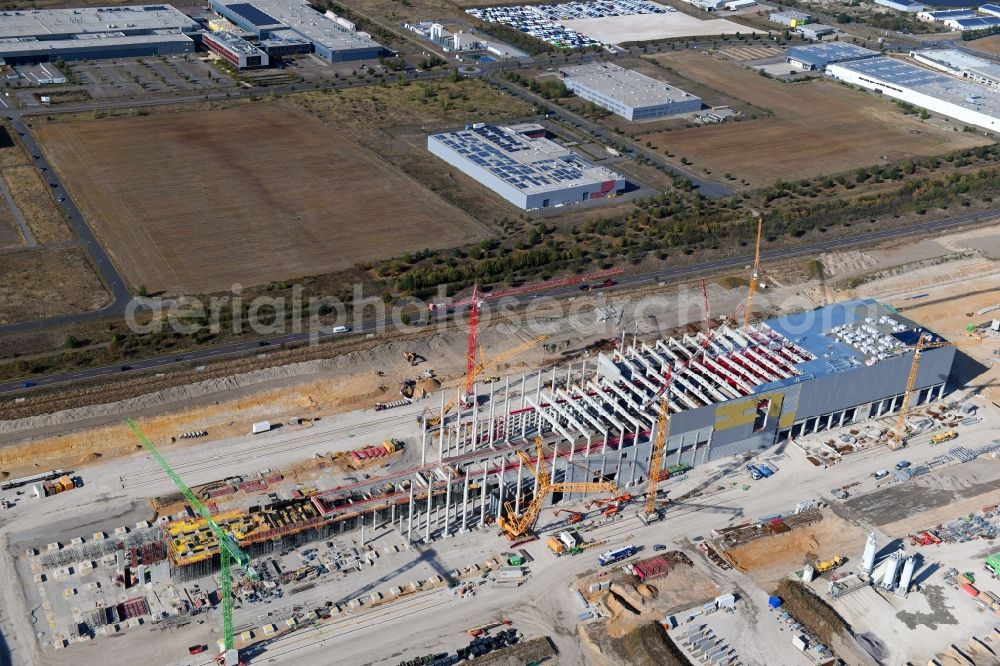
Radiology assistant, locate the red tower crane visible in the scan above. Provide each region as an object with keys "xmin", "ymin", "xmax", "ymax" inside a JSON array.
[{"xmin": 430, "ymin": 268, "xmax": 626, "ymax": 399}]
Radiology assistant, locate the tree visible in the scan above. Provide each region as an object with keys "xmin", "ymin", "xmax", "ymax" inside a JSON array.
[{"xmin": 449, "ymin": 67, "xmax": 460, "ymax": 83}]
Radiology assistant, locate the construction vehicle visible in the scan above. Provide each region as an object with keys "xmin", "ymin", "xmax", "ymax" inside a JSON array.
[
  {"xmin": 744, "ymin": 213, "xmax": 764, "ymax": 327},
  {"xmin": 127, "ymin": 419, "xmax": 254, "ymax": 666},
  {"xmin": 555, "ymin": 509, "xmax": 583, "ymax": 524},
  {"xmin": 931, "ymin": 430, "xmax": 958, "ymax": 445},
  {"xmin": 467, "ymin": 619, "xmax": 512, "ymax": 637},
  {"xmin": 498, "ymin": 437, "xmax": 617, "ymax": 540},
  {"xmin": 814, "ymin": 556, "xmax": 845, "ymax": 574}
]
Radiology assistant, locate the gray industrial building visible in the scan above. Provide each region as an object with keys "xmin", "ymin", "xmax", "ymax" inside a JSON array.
[
  {"xmin": 0, "ymin": 5, "xmax": 198, "ymax": 64},
  {"xmin": 427, "ymin": 123, "xmax": 626, "ymax": 210},
  {"xmin": 391, "ymin": 298, "xmax": 956, "ymax": 530},
  {"xmin": 786, "ymin": 42, "xmax": 879, "ymax": 71},
  {"xmin": 558, "ymin": 62, "xmax": 702, "ymax": 121},
  {"xmin": 208, "ymin": 0, "xmax": 384, "ymax": 61}
]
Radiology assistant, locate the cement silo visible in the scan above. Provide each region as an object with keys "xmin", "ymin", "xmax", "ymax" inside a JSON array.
[
  {"xmin": 862, "ymin": 532, "xmax": 877, "ymax": 573},
  {"xmin": 897, "ymin": 556, "xmax": 917, "ymax": 595}
]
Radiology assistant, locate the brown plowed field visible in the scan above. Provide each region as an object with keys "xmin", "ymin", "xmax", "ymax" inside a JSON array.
[
  {"xmin": 643, "ymin": 51, "xmax": 988, "ymax": 185},
  {"xmin": 35, "ymin": 103, "xmax": 485, "ymax": 294}
]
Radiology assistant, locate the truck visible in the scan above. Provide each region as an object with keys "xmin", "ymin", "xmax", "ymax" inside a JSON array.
[
  {"xmin": 931, "ymin": 430, "xmax": 958, "ymax": 445},
  {"xmin": 745, "ymin": 465, "xmax": 762, "ymax": 481},
  {"xmin": 598, "ymin": 545, "xmax": 637, "ymax": 567},
  {"xmin": 757, "ymin": 463, "xmax": 774, "ymax": 478},
  {"xmin": 814, "ymin": 555, "xmax": 844, "ymax": 573}
]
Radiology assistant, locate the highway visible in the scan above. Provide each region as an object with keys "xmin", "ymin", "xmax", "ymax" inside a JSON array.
[{"xmin": 2, "ymin": 204, "xmax": 999, "ymax": 397}]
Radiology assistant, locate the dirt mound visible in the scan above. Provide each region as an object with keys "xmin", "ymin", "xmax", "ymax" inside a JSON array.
[
  {"xmin": 637, "ymin": 584, "xmax": 658, "ymax": 599},
  {"xmin": 581, "ymin": 621, "xmax": 691, "ymax": 666},
  {"xmin": 415, "ymin": 377, "xmax": 442, "ymax": 396}
]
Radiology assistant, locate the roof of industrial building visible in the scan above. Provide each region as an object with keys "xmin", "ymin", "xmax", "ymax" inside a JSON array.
[
  {"xmin": 204, "ymin": 28, "xmax": 265, "ymax": 56},
  {"xmin": 981, "ymin": 2, "xmax": 1000, "ymax": 13},
  {"xmin": 786, "ymin": 42, "xmax": 879, "ymax": 67},
  {"xmin": 919, "ymin": 8, "xmax": 977, "ymax": 19},
  {"xmin": 830, "ymin": 56, "xmax": 1000, "ymax": 117},
  {"xmin": 912, "ymin": 47, "xmax": 1000, "ymax": 81},
  {"xmin": 214, "ymin": 0, "xmax": 380, "ymax": 51},
  {"xmin": 429, "ymin": 124, "xmax": 622, "ymax": 196},
  {"xmin": 0, "ymin": 5, "xmax": 198, "ymax": 39},
  {"xmin": 602, "ymin": 298, "xmax": 941, "ymax": 416},
  {"xmin": 949, "ymin": 16, "xmax": 1000, "ymax": 28},
  {"xmin": 559, "ymin": 62, "xmax": 700, "ymax": 109},
  {"xmin": 761, "ymin": 298, "xmax": 937, "ymax": 390},
  {"xmin": 769, "ymin": 9, "xmax": 811, "ymax": 19},
  {"xmin": 0, "ymin": 31, "xmax": 193, "ymax": 56}
]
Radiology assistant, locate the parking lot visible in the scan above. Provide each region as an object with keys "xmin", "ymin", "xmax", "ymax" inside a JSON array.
[{"xmin": 467, "ymin": 0, "xmax": 673, "ymax": 47}]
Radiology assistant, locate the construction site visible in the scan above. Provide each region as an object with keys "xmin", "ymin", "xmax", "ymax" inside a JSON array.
[{"xmin": 6, "ymin": 223, "xmax": 1000, "ymax": 666}]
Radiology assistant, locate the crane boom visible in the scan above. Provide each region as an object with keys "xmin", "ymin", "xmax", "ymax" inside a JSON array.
[
  {"xmin": 126, "ymin": 418, "xmax": 252, "ymax": 662},
  {"xmin": 498, "ymin": 437, "xmax": 617, "ymax": 539}
]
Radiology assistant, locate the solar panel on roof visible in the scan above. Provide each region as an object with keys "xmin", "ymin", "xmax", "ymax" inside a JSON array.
[{"xmin": 227, "ymin": 2, "xmax": 279, "ymax": 27}]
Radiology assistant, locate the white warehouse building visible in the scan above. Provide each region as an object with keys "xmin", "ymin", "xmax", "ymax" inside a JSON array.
[
  {"xmin": 559, "ymin": 62, "xmax": 702, "ymax": 121},
  {"xmin": 827, "ymin": 57, "xmax": 1000, "ymax": 131},
  {"xmin": 427, "ymin": 123, "xmax": 626, "ymax": 211}
]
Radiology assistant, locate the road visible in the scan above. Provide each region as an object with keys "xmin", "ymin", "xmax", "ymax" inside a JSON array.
[
  {"xmin": 0, "ymin": 109, "xmax": 133, "ymax": 333},
  {"xmin": 3, "ymin": 204, "xmax": 1000, "ymax": 396}
]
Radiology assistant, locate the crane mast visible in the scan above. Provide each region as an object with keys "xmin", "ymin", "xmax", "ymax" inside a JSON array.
[
  {"xmin": 744, "ymin": 215, "xmax": 763, "ymax": 327},
  {"xmin": 126, "ymin": 418, "xmax": 253, "ymax": 665}
]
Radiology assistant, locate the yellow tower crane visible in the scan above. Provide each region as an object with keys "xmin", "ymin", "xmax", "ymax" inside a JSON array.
[
  {"xmin": 744, "ymin": 214, "xmax": 763, "ymax": 327},
  {"xmin": 498, "ymin": 437, "xmax": 617, "ymax": 540},
  {"xmin": 421, "ymin": 335, "xmax": 548, "ymax": 428},
  {"xmin": 890, "ymin": 334, "xmax": 979, "ymax": 448},
  {"xmin": 645, "ymin": 397, "xmax": 670, "ymax": 516}
]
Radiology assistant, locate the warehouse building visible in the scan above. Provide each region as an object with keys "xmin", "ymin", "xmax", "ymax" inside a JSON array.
[
  {"xmin": 559, "ymin": 62, "xmax": 702, "ymax": 121},
  {"xmin": 943, "ymin": 15, "xmax": 1000, "ymax": 30},
  {"xmin": 786, "ymin": 42, "xmax": 879, "ymax": 71},
  {"xmin": 981, "ymin": 2, "xmax": 1000, "ymax": 17},
  {"xmin": 208, "ymin": 0, "xmax": 384, "ymax": 61},
  {"xmin": 911, "ymin": 48, "xmax": 1000, "ymax": 90},
  {"xmin": 876, "ymin": 0, "xmax": 925, "ymax": 12},
  {"xmin": 769, "ymin": 9, "xmax": 811, "ymax": 26},
  {"xmin": 427, "ymin": 123, "xmax": 626, "ymax": 210},
  {"xmin": 202, "ymin": 30, "xmax": 268, "ymax": 68},
  {"xmin": 0, "ymin": 5, "xmax": 198, "ymax": 64},
  {"xmin": 828, "ymin": 56, "xmax": 1000, "ymax": 130},
  {"xmin": 917, "ymin": 7, "xmax": 976, "ymax": 22},
  {"xmin": 794, "ymin": 23, "xmax": 837, "ymax": 39}
]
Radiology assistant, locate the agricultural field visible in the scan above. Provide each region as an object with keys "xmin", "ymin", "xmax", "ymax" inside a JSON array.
[
  {"xmin": 291, "ymin": 79, "xmax": 538, "ymax": 224},
  {"xmin": 0, "ymin": 247, "xmax": 110, "ymax": 325},
  {"xmin": 641, "ymin": 51, "xmax": 989, "ymax": 185},
  {"xmin": 34, "ymin": 101, "xmax": 489, "ymax": 295},
  {"xmin": 960, "ymin": 35, "xmax": 1000, "ymax": 57}
]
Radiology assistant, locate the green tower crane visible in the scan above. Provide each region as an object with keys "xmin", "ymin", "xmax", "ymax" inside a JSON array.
[{"xmin": 126, "ymin": 418, "xmax": 255, "ymax": 666}]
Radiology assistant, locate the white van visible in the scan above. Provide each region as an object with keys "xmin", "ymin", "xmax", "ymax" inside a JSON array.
[
  {"xmin": 329, "ymin": 326, "xmax": 351, "ymax": 334},
  {"xmin": 873, "ymin": 469, "xmax": 890, "ymax": 480}
]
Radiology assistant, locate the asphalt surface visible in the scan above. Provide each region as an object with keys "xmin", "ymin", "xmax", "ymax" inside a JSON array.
[{"xmin": 3, "ymin": 205, "xmax": 1000, "ymax": 397}]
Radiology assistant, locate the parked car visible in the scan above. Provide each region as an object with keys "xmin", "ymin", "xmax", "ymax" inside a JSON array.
[
  {"xmin": 653, "ymin": 544, "xmax": 667, "ymax": 552},
  {"xmin": 873, "ymin": 469, "xmax": 890, "ymax": 480},
  {"xmin": 895, "ymin": 460, "xmax": 911, "ymax": 470}
]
